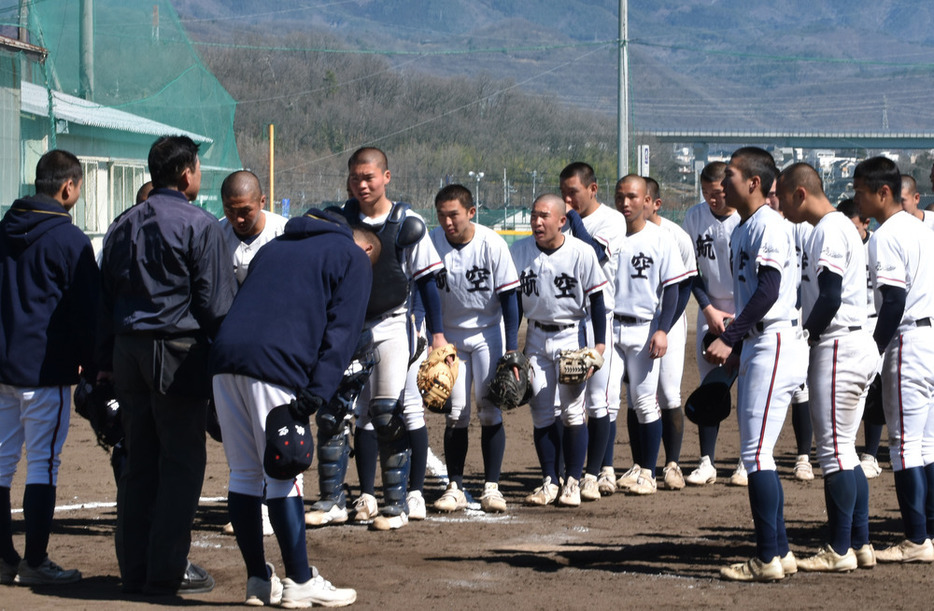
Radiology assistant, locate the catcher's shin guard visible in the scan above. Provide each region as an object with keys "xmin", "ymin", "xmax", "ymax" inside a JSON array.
[
  {"xmin": 371, "ymin": 398, "xmax": 406, "ymax": 443},
  {"xmin": 311, "ymin": 429, "xmax": 350, "ymax": 511},
  {"xmin": 379, "ymin": 445, "xmax": 412, "ymax": 517}
]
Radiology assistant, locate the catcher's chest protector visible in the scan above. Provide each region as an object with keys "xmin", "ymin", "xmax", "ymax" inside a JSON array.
[{"xmin": 341, "ymin": 200, "xmax": 419, "ymax": 320}]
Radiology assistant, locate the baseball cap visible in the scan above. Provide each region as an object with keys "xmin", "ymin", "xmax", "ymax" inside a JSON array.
[{"xmin": 263, "ymin": 403, "xmax": 314, "ymax": 480}]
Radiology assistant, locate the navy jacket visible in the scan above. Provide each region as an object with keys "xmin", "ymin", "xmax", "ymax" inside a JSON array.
[
  {"xmin": 0, "ymin": 194, "xmax": 99, "ymax": 386},
  {"xmin": 99, "ymin": 189, "xmax": 236, "ymax": 369},
  {"xmin": 209, "ymin": 215, "xmax": 372, "ymax": 401}
]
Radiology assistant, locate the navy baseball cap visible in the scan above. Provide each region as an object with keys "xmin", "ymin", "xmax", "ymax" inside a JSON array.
[{"xmin": 264, "ymin": 404, "xmax": 314, "ymax": 480}]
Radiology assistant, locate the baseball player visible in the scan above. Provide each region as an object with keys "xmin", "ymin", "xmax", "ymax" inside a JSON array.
[
  {"xmin": 321, "ymin": 147, "xmax": 446, "ymax": 532},
  {"xmin": 705, "ymin": 147, "xmax": 808, "ymax": 582},
  {"xmin": 681, "ymin": 162, "xmax": 746, "ymax": 487},
  {"xmin": 610, "ymin": 175, "xmax": 694, "ymax": 496},
  {"xmin": 429, "ymin": 184, "xmax": 520, "ymax": 514},
  {"xmin": 900, "ymin": 174, "xmax": 934, "ymax": 229},
  {"xmin": 837, "ymin": 198, "xmax": 884, "ymax": 478},
  {"xmin": 767, "ymin": 182, "xmax": 817, "ymax": 482},
  {"xmin": 220, "ymin": 170, "xmax": 288, "ymax": 285},
  {"xmin": 219, "ymin": 170, "xmax": 287, "ymax": 538},
  {"xmin": 558, "ymin": 162, "xmax": 627, "ymax": 500},
  {"xmin": 0, "ymin": 150, "xmax": 97, "ymax": 586},
  {"xmin": 210, "ymin": 210, "xmax": 374, "ymax": 607},
  {"xmin": 776, "ymin": 163, "xmax": 878, "ymax": 572},
  {"xmin": 511, "ymin": 193, "xmax": 607, "ymax": 507},
  {"xmin": 645, "ymin": 177, "xmax": 697, "ymax": 490},
  {"xmin": 855, "ymin": 156, "xmax": 934, "ymax": 563}
]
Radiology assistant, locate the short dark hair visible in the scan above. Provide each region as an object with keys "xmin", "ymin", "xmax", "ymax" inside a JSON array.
[
  {"xmin": 836, "ymin": 198, "xmax": 859, "ymax": 219},
  {"xmin": 730, "ymin": 147, "xmax": 777, "ymax": 197},
  {"xmin": 853, "ymin": 156, "xmax": 901, "ymax": 202},
  {"xmin": 148, "ymin": 135, "xmax": 200, "ymax": 189},
  {"xmin": 35, "ymin": 149, "xmax": 82, "ymax": 196},
  {"xmin": 778, "ymin": 162, "xmax": 824, "ymax": 195},
  {"xmin": 221, "ymin": 170, "xmax": 263, "ymax": 201},
  {"xmin": 559, "ymin": 162, "xmax": 596, "ymax": 187},
  {"xmin": 435, "ymin": 184, "xmax": 473, "ymax": 209},
  {"xmin": 645, "ymin": 176, "xmax": 660, "ymax": 201},
  {"xmin": 700, "ymin": 161, "xmax": 727, "ymax": 184},
  {"xmin": 349, "ymin": 147, "xmax": 388, "ymax": 171}
]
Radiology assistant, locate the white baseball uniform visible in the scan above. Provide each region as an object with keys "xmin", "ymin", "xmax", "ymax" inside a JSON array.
[
  {"xmin": 868, "ymin": 210, "xmax": 934, "ymax": 471},
  {"xmin": 612, "ymin": 221, "xmax": 694, "ymax": 424},
  {"xmin": 682, "ymin": 202, "xmax": 740, "ymax": 380},
  {"xmin": 511, "ymin": 234, "xmax": 606, "ymax": 429},
  {"xmin": 220, "ymin": 211, "xmax": 289, "ymax": 285},
  {"xmin": 355, "ymin": 207, "xmax": 443, "ymax": 427},
  {"xmin": 732, "ymin": 205, "xmax": 808, "ymax": 474},
  {"xmin": 570, "ymin": 204, "xmax": 627, "ymax": 420},
  {"xmin": 801, "ymin": 211, "xmax": 877, "ymax": 475},
  {"xmin": 430, "ymin": 223, "xmax": 519, "ymax": 428},
  {"xmin": 921, "ymin": 210, "xmax": 934, "ymax": 230},
  {"xmin": 656, "ymin": 216, "xmax": 698, "ymax": 411},
  {"xmin": 790, "ymin": 219, "xmax": 813, "ymax": 404}
]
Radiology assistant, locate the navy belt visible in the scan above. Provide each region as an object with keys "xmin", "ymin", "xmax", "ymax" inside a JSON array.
[
  {"xmin": 533, "ymin": 321, "xmax": 574, "ymax": 332},
  {"xmin": 916, "ymin": 317, "xmax": 931, "ymax": 327},
  {"xmin": 614, "ymin": 314, "xmax": 649, "ymax": 324},
  {"xmin": 754, "ymin": 319, "xmax": 797, "ymax": 333}
]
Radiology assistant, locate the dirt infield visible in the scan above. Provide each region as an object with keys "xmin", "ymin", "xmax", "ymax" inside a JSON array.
[{"xmin": 4, "ymin": 322, "xmax": 930, "ymax": 610}]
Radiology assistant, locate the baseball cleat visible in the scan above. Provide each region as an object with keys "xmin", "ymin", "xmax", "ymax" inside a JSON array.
[
  {"xmin": 0, "ymin": 558, "xmax": 17, "ymax": 585},
  {"xmin": 729, "ymin": 459, "xmax": 748, "ymax": 487},
  {"xmin": 719, "ymin": 556, "xmax": 784, "ymax": 582},
  {"xmin": 479, "ymin": 482, "xmax": 507, "ymax": 513},
  {"xmin": 686, "ymin": 456, "xmax": 717, "ymax": 486},
  {"xmin": 525, "ymin": 476, "xmax": 559, "ymax": 506},
  {"xmin": 245, "ymin": 563, "xmax": 283, "ymax": 607},
  {"xmin": 874, "ymin": 539, "xmax": 934, "ymax": 563},
  {"xmin": 859, "ymin": 454, "xmax": 882, "ymax": 479},
  {"xmin": 352, "ymin": 493, "xmax": 378, "ymax": 523},
  {"xmin": 626, "ymin": 473, "xmax": 658, "ymax": 496},
  {"xmin": 280, "ymin": 567, "xmax": 356, "ymax": 608},
  {"xmin": 615, "ymin": 464, "xmax": 642, "ymax": 491},
  {"xmin": 371, "ymin": 511, "xmax": 408, "ymax": 531},
  {"xmin": 406, "ymin": 490, "xmax": 426, "ymax": 520},
  {"xmin": 557, "ymin": 476, "xmax": 581, "ymax": 507},
  {"xmin": 579, "ymin": 474, "xmax": 601, "ymax": 502},
  {"xmin": 662, "ymin": 461, "xmax": 685, "ymax": 490},
  {"xmin": 793, "ymin": 455, "xmax": 815, "ymax": 481},
  {"xmin": 596, "ymin": 467, "xmax": 617, "ymax": 496},
  {"xmin": 780, "ymin": 551, "xmax": 797, "ymax": 575},
  {"xmin": 796, "ymin": 545, "xmax": 858, "ymax": 572},
  {"xmin": 14, "ymin": 557, "xmax": 81, "ymax": 586},
  {"xmin": 433, "ymin": 482, "xmax": 467, "ymax": 513},
  {"xmin": 854, "ymin": 544, "xmax": 876, "ymax": 568},
  {"xmin": 305, "ymin": 503, "xmax": 349, "ymax": 527}
]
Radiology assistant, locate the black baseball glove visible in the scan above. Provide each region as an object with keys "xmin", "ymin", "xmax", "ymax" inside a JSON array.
[
  {"xmin": 487, "ymin": 351, "xmax": 532, "ymax": 411},
  {"xmin": 73, "ymin": 375, "xmax": 123, "ymax": 450}
]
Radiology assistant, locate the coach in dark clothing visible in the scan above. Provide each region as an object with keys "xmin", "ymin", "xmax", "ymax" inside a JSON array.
[{"xmin": 99, "ymin": 135, "xmax": 236, "ymax": 596}]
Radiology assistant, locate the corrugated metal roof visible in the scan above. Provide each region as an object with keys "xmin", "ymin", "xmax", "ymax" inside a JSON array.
[{"xmin": 20, "ymin": 81, "xmax": 212, "ymax": 144}]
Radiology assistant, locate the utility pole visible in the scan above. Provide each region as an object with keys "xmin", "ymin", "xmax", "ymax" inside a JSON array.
[
  {"xmin": 617, "ymin": 0, "xmax": 629, "ymax": 179},
  {"xmin": 79, "ymin": 0, "xmax": 94, "ymax": 100}
]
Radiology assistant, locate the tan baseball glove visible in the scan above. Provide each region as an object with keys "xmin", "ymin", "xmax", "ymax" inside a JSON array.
[
  {"xmin": 417, "ymin": 344, "xmax": 460, "ymax": 413},
  {"xmin": 558, "ymin": 347, "xmax": 604, "ymax": 385}
]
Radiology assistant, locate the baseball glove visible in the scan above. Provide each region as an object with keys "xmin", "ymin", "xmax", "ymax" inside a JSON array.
[
  {"xmin": 417, "ymin": 344, "xmax": 460, "ymax": 413},
  {"xmin": 73, "ymin": 375, "xmax": 123, "ymax": 450},
  {"xmin": 487, "ymin": 351, "xmax": 532, "ymax": 411},
  {"xmin": 684, "ymin": 364, "xmax": 739, "ymax": 426},
  {"xmin": 558, "ymin": 347, "xmax": 604, "ymax": 385}
]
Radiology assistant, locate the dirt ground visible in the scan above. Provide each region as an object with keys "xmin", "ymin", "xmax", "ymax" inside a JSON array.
[{"xmin": 3, "ymin": 315, "xmax": 930, "ymax": 610}]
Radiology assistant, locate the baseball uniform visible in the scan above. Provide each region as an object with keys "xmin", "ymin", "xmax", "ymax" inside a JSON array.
[
  {"xmin": 220, "ymin": 210, "xmax": 288, "ymax": 285},
  {"xmin": 512, "ymin": 232, "xmax": 606, "ymax": 499}
]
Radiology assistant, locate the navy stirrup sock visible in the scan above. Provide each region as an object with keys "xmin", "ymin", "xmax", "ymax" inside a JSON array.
[
  {"xmin": 586, "ymin": 416, "xmax": 609, "ymax": 476},
  {"xmin": 228, "ymin": 491, "xmax": 267, "ymax": 578},
  {"xmin": 354, "ymin": 428, "xmax": 379, "ymax": 495},
  {"xmin": 266, "ymin": 496, "xmax": 311, "ymax": 583},
  {"xmin": 481, "ymin": 423, "xmax": 506, "ymax": 483}
]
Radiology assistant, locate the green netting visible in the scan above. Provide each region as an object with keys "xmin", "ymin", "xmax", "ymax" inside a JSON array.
[{"xmin": 23, "ymin": 0, "xmax": 240, "ymax": 217}]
